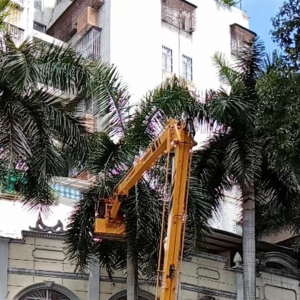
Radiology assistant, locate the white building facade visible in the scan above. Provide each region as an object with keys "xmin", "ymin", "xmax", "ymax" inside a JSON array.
[
  {"xmin": 2, "ymin": 0, "xmax": 254, "ymax": 236},
  {"xmin": 44, "ymin": 0, "xmax": 253, "ymax": 102}
]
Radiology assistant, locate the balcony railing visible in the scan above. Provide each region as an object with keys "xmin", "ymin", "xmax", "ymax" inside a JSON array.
[
  {"xmin": 161, "ymin": 0, "xmax": 197, "ymax": 33},
  {"xmin": 4, "ymin": 23, "xmax": 24, "ymax": 45},
  {"xmin": 75, "ymin": 27, "xmax": 101, "ymax": 59},
  {"xmin": 230, "ymin": 23, "xmax": 256, "ymax": 55}
]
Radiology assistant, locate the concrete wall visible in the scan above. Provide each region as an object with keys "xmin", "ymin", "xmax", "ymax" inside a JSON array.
[
  {"xmin": 162, "ymin": 0, "xmax": 249, "ymax": 93},
  {"xmin": 33, "ymin": 0, "xmax": 57, "ymax": 26},
  {"xmin": 4, "ymin": 233, "xmax": 300, "ymax": 300},
  {"xmin": 105, "ymin": 0, "xmax": 250, "ymax": 103},
  {"xmin": 109, "ymin": 0, "xmax": 162, "ymax": 104}
]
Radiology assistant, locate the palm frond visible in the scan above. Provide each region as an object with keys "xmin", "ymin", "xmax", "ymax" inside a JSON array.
[
  {"xmin": 213, "ymin": 53, "xmax": 240, "ymax": 87},
  {"xmin": 65, "ymin": 179, "xmax": 118, "ymax": 275},
  {"xmin": 125, "ymin": 76, "xmax": 205, "ymax": 151},
  {"xmin": 91, "ymin": 62, "xmax": 131, "ymax": 138},
  {"xmin": 0, "ymin": 0, "xmax": 16, "ymax": 30},
  {"xmin": 235, "ymin": 37, "xmax": 265, "ymax": 89},
  {"xmin": 0, "ymin": 37, "xmax": 92, "ymax": 209},
  {"xmin": 207, "ymin": 88, "xmax": 254, "ymax": 130}
]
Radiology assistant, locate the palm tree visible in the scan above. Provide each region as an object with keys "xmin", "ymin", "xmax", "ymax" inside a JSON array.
[
  {"xmin": 191, "ymin": 39, "xmax": 300, "ymax": 300},
  {"xmin": 254, "ymin": 52, "xmax": 300, "ymax": 243},
  {"xmin": 0, "ymin": 31, "xmax": 93, "ymax": 209},
  {"xmin": 65, "ymin": 73, "xmax": 220, "ymax": 299}
]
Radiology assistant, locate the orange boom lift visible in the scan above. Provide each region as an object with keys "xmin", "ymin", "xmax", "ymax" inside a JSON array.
[{"xmin": 94, "ymin": 117, "xmax": 196, "ymax": 300}]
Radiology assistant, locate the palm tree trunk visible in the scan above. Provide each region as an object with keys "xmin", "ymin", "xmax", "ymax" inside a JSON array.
[
  {"xmin": 127, "ymin": 240, "xmax": 139, "ymax": 300},
  {"xmin": 242, "ymin": 183, "xmax": 256, "ymax": 300}
]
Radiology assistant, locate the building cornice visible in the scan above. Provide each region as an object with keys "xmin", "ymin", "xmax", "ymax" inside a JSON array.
[
  {"xmin": 192, "ymin": 251, "xmax": 228, "ymax": 263},
  {"xmin": 182, "ymin": 283, "xmax": 236, "ymax": 299},
  {"xmin": 21, "ymin": 230, "xmax": 65, "ymax": 240},
  {"xmin": 8, "ymin": 267, "xmax": 88, "ymax": 280}
]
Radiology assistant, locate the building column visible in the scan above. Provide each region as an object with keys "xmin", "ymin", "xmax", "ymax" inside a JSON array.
[
  {"xmin": 88, "ymin": 259, "xmax": 100, "ymax": 300},
  {"xmin": 0, "ymin": 237, "xmax": 9, "ymax": 300},
  {"xmin": 233, "ymin": 252, "xmax": 243, "ymax": 300}
]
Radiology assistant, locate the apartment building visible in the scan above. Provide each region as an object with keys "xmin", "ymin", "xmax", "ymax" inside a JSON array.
[
  {"xmin": 2, "ymin": 2, "xmax": 300, "ymax": 300},
  {"xmin": 44, "ymin": 0, "xmax": 255, "ymax": 102},
  {"xmin": 7, "ymin": 1, "xmax": 255, "ymax": 97},
  {"xmin": 1, "ymin": 0, "xmax": 256, "ymax": 236}
]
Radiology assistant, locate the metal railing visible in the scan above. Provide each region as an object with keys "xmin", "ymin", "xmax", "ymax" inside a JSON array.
[
  {"xmin": 75, "ymin": 27, "xmax": 101, "ymax": 59},
  {"xmin": 5, "ymin": 23, "xmax": 25, "ymax": 45},
  {"xmin": 161, "ymin": 0, "xmax": 196, "ymax": 33}
]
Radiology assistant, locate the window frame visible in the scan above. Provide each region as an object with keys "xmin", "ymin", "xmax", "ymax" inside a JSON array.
[
  {"xmin": 162, "ymin": 45, "xmax": 173, "ymax": 73},
  {"xmin": 33, "ymin": 21, "xmax": 46, "ymax": 33},
  {"xmin": 34, "ymin": 0, "xmax": 43, "ymax": 11},
  {"xmin": 182, "ymin": 54, "xmax": 193, "ymax": 81}
]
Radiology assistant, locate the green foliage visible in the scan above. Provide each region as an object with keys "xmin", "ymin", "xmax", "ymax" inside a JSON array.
[
  {"xmin": 65, "ymin": 75, "xmax": 218, "ymax": 282},
  {"xmin": 0, "ymin": 35, "xmax": 92, "ymax": 210},
  {"xmin": 216, "ymin": 0, "xmax": 239, "ymax": 7},
  {"xmin": 271, "ymin": 0, "xmax": 300, "ymax": 68},
  {"xmin": 209, "ymin": 39, "xmax": 300, "ymax": 250},
  {"xmin": 256, "ymin": 51, "xmax": 300, "ymax": 169},
  {"xmin": 0, "ymin": 0, "xmax": 16, "ymax": 31}
]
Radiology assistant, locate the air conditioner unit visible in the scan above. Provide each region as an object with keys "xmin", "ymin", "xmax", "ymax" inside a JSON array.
[{"xmin": 77, "ymin": 7, "xmax": 99, "ymax": 35}]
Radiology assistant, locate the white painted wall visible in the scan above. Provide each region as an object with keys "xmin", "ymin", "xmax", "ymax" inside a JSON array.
[
  {"xmin": 99, "ymin": 0, "xmax": 111, "ymax": 63},
  {"xmin": 209, "ymin": 186, "xmax": 242, "ymax": 234},
  {"xmin": 106, "ymin": 0, "xmax": 249, "ymax": 103},
  {"xmin": 0, "ymin": 199, "xmax": 73, "ymax": 239},
  {"xmin": 33, "ymin": 0, "xmax": 57, "ymax": 26},
  {"xmin": 11, "ymin": 0, "xmax": 251, "ymax": 236},
  {"xmin": 162, "ymin": 0, "xmax": 249, "ymax": 94},
  {"xmin": 109, "ymin": 0, "xmax": 162, "ymax": 104}
]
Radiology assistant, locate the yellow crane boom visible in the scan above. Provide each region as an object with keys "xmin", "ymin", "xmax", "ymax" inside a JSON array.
[{"xmin": 94, "ymin": 118, "xmax": 196, "ymax": 300}]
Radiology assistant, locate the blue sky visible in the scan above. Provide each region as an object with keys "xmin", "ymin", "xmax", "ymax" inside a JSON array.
[{"xmin": 242, "ymin": 0, "xmax": 285, "ymax": 53}]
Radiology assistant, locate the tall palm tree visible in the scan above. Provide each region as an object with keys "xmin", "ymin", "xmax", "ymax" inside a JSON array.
[
  {"xmin": 192, "ymin": 38, "xmax": 300, "ymax": 300},
  {"xmin": 0, "ymin": 31, "xmax": 93, "ymax": 209},
  {"xmin": 254, "ymin": 52, "xmax": 300, "ymax": 243},
  {"xmin": 65, "ymin": 74, "xmax": 220, "ymax": 299}
]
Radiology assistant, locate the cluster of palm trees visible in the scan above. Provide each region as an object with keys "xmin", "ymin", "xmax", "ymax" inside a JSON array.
[
  {"xmin": 65, "ymin": 38, "xmax": 300, "ymax": 300},
  {"xmin": 1, "ymin": 1, "xmax": 300, "ymax": 300}
]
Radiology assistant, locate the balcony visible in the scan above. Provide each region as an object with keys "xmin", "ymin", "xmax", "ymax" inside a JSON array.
[
  {"xmin": 47, "ymin": 0, "xmax": 103, "ymax": 42},
  {"xmin": 0, "ymin": 169, "xmax": 26, "ymax": 200},
  {"xmin": 75, "ymin": 27, "xmax": 101, "ymax": 59},
  {"xmin": 5, "ymin": 23, "xmax": 24, "ymax": 45},
  {"xmin": 230, "ymin": 23, "xmax": 256, "ymax": 55},
  {"xmin": 161, "ymin": 0, "xmax": 197, "ymax": 33}
]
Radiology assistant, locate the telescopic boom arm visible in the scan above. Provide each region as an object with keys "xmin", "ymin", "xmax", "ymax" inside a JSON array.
[{"xmin": 94, "ymin": 118, "xmax": 196, "ymax": 300}]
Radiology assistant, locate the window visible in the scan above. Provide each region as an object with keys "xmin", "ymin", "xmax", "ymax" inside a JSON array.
[
  {"xmin": 162, "ymin": 46, "xmax": 173, "ymax": 72},
  {"xmin": 182, "ymin": 55, "xmax": 192, "ymax": 81},
  {"xmin": 20, "ymin": 288, "xmax": 71, "ymax": 300},
  {"xmin": 34, "ymin": 0, "xmax": 42, "ymax": 11},
  {"xmin": 33, "ymin": 21, "xmax": 46, "ymax": 33}
]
